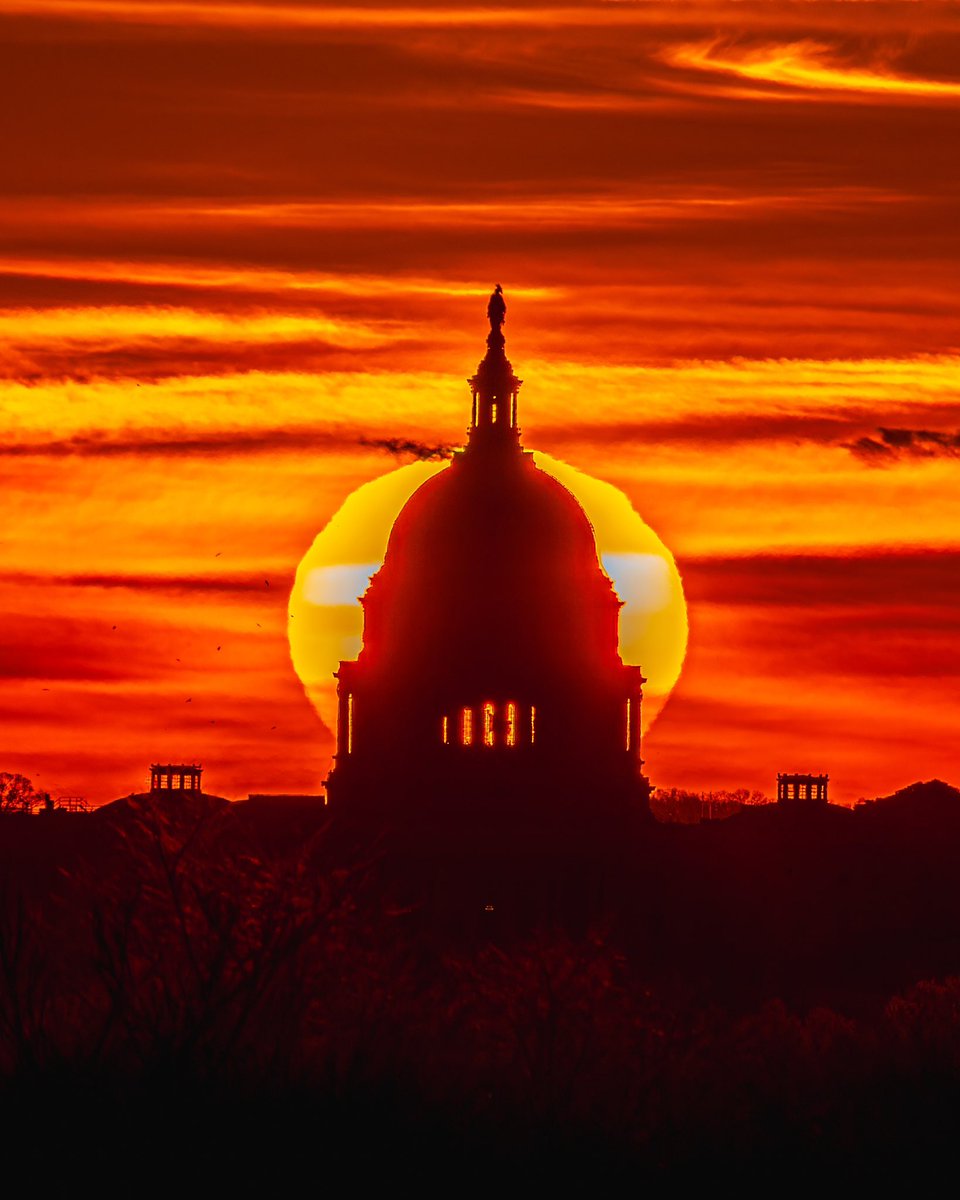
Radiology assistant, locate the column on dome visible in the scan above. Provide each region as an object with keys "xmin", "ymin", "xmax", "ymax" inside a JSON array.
[
  {"xmin": 335, "ymin": 660, "xmax": 359, "ymax": 758},
  {"xmin": 625, "ymin": 666, "xmax": 645, "ymax": 764}
]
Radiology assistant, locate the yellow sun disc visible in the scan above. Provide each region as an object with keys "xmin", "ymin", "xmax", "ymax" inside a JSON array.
[{"xmin": 288, "ymin": 452, "xmax": 688, "ymax": 741}]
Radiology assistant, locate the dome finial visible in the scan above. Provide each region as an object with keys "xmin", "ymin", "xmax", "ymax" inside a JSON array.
[
  {"xmin": 487, "ymin": 284, "xmax": 506, "ymax": 332},
  {"xmin": 468, "ymin": 285, "xmax": 521, "ymax": 448}
]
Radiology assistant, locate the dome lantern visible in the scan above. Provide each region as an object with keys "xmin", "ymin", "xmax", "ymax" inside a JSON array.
[{"xmin": 467, "ymin": 284, "xmax": 522, "ymax": 451}]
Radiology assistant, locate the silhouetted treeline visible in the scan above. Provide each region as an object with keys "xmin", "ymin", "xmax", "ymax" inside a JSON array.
[
  {"xmin": 2, "ymin": 782, "xmax": 960, "ymax": 1183},
  {"xmin": 650, "ymin": 785, "xmax": 769, "ymax": 823}
]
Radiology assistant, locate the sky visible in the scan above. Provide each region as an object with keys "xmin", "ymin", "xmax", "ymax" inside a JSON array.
[{"xmin": 1, "ymin": 0, "xmax": 958, "ymax": 805}]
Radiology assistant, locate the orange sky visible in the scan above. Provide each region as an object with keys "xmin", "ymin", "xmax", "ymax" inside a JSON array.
[{"xmin": 2, "ymin": 0, "xmax": 959, "ymax": 805}]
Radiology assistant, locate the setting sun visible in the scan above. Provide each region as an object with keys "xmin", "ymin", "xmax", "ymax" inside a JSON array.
[{"xmin": 289, "ymin": 451, "xmax": 687, "ymax": 744}]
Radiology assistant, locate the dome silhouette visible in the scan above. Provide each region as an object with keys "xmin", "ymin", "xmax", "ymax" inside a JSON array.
[
  {"xmin": 362, "ymin": 449, "xmax": 621, "ymax": 680},
  {"xmin": 325, "ymin": 289, "xmax": 649, "ymax": 824}
]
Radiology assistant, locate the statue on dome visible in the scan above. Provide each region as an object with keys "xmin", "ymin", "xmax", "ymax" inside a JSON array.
[{"xmin": 487, "ymin": 284, "xmax": 506, "ymax": 330}]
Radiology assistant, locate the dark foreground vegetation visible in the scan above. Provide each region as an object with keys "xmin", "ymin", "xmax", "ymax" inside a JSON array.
[{"xmin": 3, "ymin": 781, "xmax": 960, "ymax": 1185}]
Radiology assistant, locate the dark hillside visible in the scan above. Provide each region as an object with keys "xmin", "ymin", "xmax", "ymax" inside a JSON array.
[{"xmin": 3, "ymin": 781, "xmax": 960, "ymax": 1183}]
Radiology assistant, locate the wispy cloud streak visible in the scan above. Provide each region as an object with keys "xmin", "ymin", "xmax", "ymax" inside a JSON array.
[
  {"xmin": 848, "ymin": 427, "xmax": 960, "ymax": 464},
  {"xmin": 665, "ymin": 38, "xmax": 960, "ymax": 102}
]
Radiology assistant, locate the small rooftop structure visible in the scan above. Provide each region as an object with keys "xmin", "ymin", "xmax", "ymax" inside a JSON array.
[
  {"xmin": 150, "ymin": 763, "xmax": 202, "ymax": 794},
  {"xmin": 777, "ymin": 773, "xmax": 828, "ymax": 805},
  {"xmin": 55, "ymin": 795, "xmax": 90, "ymax": 813}
]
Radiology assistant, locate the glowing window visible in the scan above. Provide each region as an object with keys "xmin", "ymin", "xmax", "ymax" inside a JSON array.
[
  {"xmin": 461, "ymin": 707, "xmax": 474, "ymax": 746},
  {"xmin": 491, "ymin": 403, "xmax": 498, "ymax": 425},
  {"xmin": 506, "ymin": 702, "xmax": 518, "ymax": 747},
  {"xmin": 160, "ymin": 774, "xmax": 169, "ymax": 789},
  {"xmin": 530, "ymin": 705, "xmax": 537, "ymax": 744},
  {"xmin": 347, "ymin": 693, "xmax": 354, "ymax": 755},
  {"xmin": 625, "ymin": 697, "xmax": 632, "ymax": 751},
  {"xmin": 483, "ymin": 701, "xmax": 495, "ymax": 747},
  {"xmin": 442, "ymin": 715, "xmax": 449, "ymax": 744}
]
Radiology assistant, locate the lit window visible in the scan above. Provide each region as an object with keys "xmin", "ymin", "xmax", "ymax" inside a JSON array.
[
  {"xmin": 506, "ymin": 702, "xmax": 518, "ymax": 747},
  {"xmin": 461, "ymin": 707, "xmax": 474, "ymax": 746},
  {"xmin": 347, "ymin": 693, "xmax": 354, "ymax": 754},
  {"xmin": 483, "ymin": 701, "xmax": 495, "ymax": 747},
  {"xmin": 160, "ymin": 774, "xmax": 169, "ymax": 789},
  {"xmin": 442, "ymin": 715, "xmax": 449, "ymax": 744},
  {"xmin": 625, "ymin": 697, "xmax": 632, "ymax": 751},
  {"xmin": 491, "ymin": 403, "xmax": 498, "ymax": 425},
  {"xmin": 530, "ymin": 705, "xmax": 537, "ymax": 744}
]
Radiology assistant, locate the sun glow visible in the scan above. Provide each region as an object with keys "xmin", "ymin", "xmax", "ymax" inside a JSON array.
[{"xmin": 288, "ymin": 453, "xmax": 688, "ymax": 748}]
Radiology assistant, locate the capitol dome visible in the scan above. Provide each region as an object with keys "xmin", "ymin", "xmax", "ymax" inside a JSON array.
[
  {"xmin": 325, "ymin": 287, "xmax": 648, "ymax": 819},
  {"xmin": 361, "ymin": 437, "xmax": 623, "ymax": 683}
]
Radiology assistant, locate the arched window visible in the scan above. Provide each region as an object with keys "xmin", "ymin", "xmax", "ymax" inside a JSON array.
[
  {"xmin": 482, "ymin": 702, "xmax": 495, "ymax": 747},
  {"xmin": 506, "ymin": 702, "xmax": 518, "ymax": 747}
]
